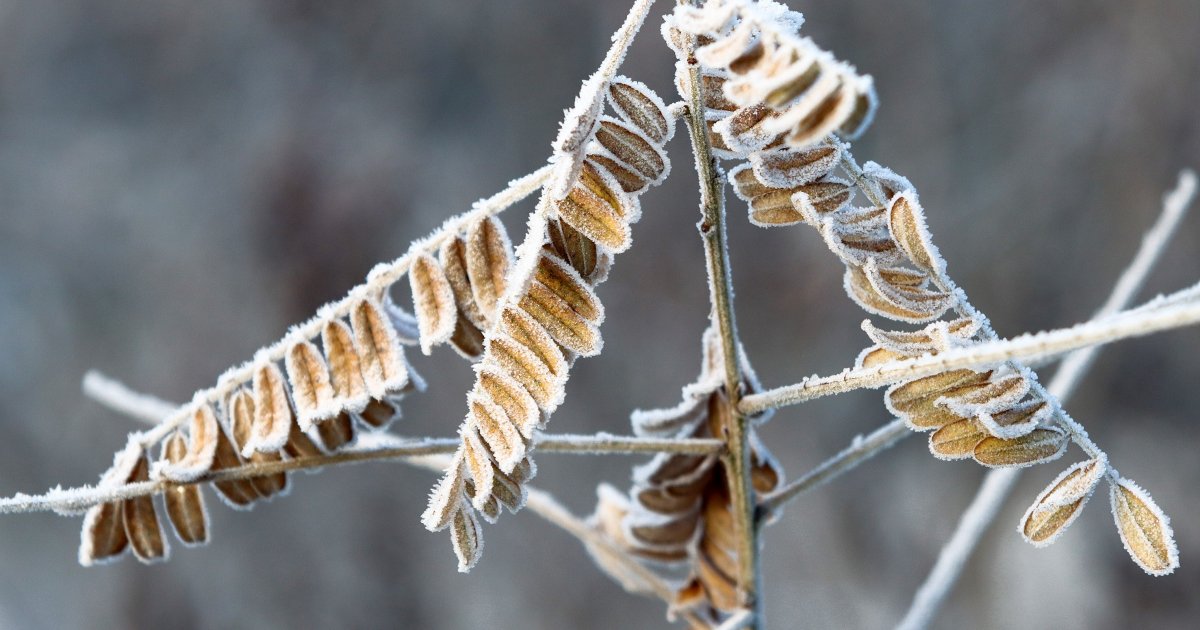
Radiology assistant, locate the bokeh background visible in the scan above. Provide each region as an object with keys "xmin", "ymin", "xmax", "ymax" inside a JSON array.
[{"xmin": 1, "ymin": 1, "xmax": 1198, "ymax": 628}]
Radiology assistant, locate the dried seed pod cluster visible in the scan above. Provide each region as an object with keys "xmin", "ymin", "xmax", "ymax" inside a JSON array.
[
  {"xmin": 423, "ymin": 76, "xmax": 676, "ymax": 571},
  {"xmin": 665, "ymin": 0, "xmax": 876, "ymax": 159},
  {"xmin": 79, "ymin": 295, "xmax": 425, "ymax": 564},
  {"xmin": 589, "ymin": 328, "xmax": 783, "ymax": 621}
]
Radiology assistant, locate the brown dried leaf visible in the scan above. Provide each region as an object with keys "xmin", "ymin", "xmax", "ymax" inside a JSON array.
[
  {"xmin": 476, "ymin": 365, "xmax": 540, "ymax": 440},
  {"xmin": 1020, "ymin": 458, "xmax": 1106, "ymax": 546},
  {"xmin": 608, "ymin": 77, "xmax": 672, "ymax": 143},
  {"xmin": 940, "ymin": 373, "xmax": 1030, "ymax": 418},
  {"xmin": 448, "ymin": 313, "xmax": 486, "ymax": 360},
  {"xmin": 248, "ymin": 361, "xmax": 295, "ymax": 456},
  {"xmin": 409, "ymin": 254, "xmax": 457, "ymax": 354},
  {"xmin": 210, "ymin": 420, "xmax": 261, "ymax": 509},
  {"xmin": 422, "ymin": 453, "xmax": 467, "ymax": 532},
  {"xmin": 351, "ymin": 298, "xmax": 411, "ymax": 398},
  {"xmin": 439, "ymin": 235, "xmax": 486, "ymax": 329},
  {"xmin": 282, "ymin": 421, "xmax": 323, "ymax": 460},
  {"xmin": 1110, "ymin": 477, "xmax": 1179, "ymax": 576},
  {"xmin": 887, "ymin": 369, "xmax": 991, "ymax": 431},
  {"xmin": 161, "ymin": 432, "xmax": 210, "ymax": 546},
  {"xmin": 845, "ymin": 265, "xmax": 940, "ymax": 323},
  {"xmin": 314, "ymin": 413, "xmax": 355, "ymax": 452},
  {"xmin": 451, "ymin": 505, "xmax": 483, "ymax": 572},
  {"xmin": 595, "ymin": 118, "xmax": 667, "ymax": 185},
  {"xmin": 555, "ymin": 162, "xmax": 632, "ymax": 252},
  {"xmin": 230, "ymin": 390, "xmax": 288, "ymax": 498},
  {"xmin": 160, "ymin": 404, "xmax": 219, "ymax": 482},
  {"xmin": 465, "ymin": 216, "xmax": 513, "ymax": 324},
  {"xmin": 888, "ymin": 191, "xmax": 943, "ymax": 275},
  {"xmin": 929, "ymin": 419, "xmax": 988, "ymax": 460},
  {"xmin": 322, "ymin": 319, "xmax": 370, "ymax": 412},
  {"xmin": 468, "ymin": 393, "xmax": 526, "ymax": 473},
  {"xmin": 286, "ymin": 341, "xmax": 338, "ymax": 430},
  {"xmin": 546, "ymin": 218, "xmax": 598, "ymax": 278},
  {"xmin": 973, "ymin": 428, "xmax": 1068, "ymax": 468},
  {"xmin": 979, "ymin": 398, "xmax": 1051, "ymax": 440},
  {"xmin": 122, "ymin": 454, "xmax": 168, "ymax": 563},
  {"xmin": 79, "ymin": 500, "xmax": 127, "ymax": 565},
  {"xmin": 519, "ymin": 280, "xmax": 602, "ymax": 356},
  {"xmin": 486, "ymin": 334, "xmax": 565, "ymax": 413},
  {"xmin": 749, "ymin": 144, "xmax": 839, "ymax": 188},
  {"xmin": 535, "ymin": 251, "xmax": 603, "ymax": 321},
  {"xmin": 462, "ymin": 427, "xmax": 496, "ymax": 511}
]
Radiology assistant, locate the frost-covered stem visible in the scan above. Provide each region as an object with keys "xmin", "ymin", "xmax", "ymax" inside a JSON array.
[
  {"xmin": 897, "ymin": 172, "xmax": 1195, "ymax": 630},
  {"xmin": 758, "ymin": 418, "xmax": 909, "ymax": 516},
  {"xmin": 536, "ymin": 433, "xmax": 724, "ymax": 455},
  {"xmin": 136, "ymin": 164, "xmax": 553, "ymax": 448},
  {"xmin": 740, "ymin": 295, "xmax": 1200, "ymax": 414},
  {"xmin": 715, "ymin": 609, "xmax": 755, "ymax": 630},
  {"xmin": 681, "ymin": 17, "xmax": 762, "ymax": 624},
  {"xmin": 83, "ymin": 371, "xmax": 178, "ymax": 425}
]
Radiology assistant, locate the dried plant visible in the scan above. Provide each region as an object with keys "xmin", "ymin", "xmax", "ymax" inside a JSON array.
[{"xmin": 3, "ymin": 1, "xmax": 1199, "ymax": 628}]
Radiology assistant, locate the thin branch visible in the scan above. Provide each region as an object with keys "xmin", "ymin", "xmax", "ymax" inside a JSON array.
[
  {"xmin": 758, "ymin": 419, "xmax": 909, "ymax": 516},
  {"xmin": 739, "ymin": 292, "xmax": 1200, "ymax": 416},
  {"xmin": 83, "ymin": 370, "xmax": 176, "ymax": 425},
  {"xmin": 715, "ymin": 609, "xmax": 755, "ymax": 630},
  {"xmin": 680, "ymin": 14, "xmax": 762, "ymax": 624},
  {"xmin": 896, "ymin": 169, "xmax": 1197, "ymax": 630},
  {"xmin": 136, "ymin": 164, "xmax": 553, "ymax": 447}
]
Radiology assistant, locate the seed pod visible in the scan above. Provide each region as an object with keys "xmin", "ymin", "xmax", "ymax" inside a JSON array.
[
  {"xmin": 409, "ymin": 254, "xmax": 457, "ymax": 355},
  {"xmin": 78, "ymin": 443, "xmax": 141, "ymax": 566},
  {"xmin": 286, "ymin": 341, "xmax": 338, "ymax": 431},
  {"xmin": 249, "ymin": 361, "xmax": 294, "ymax": 454},
  {"xmin": 462, "ymin": 427, "xmax": 496, "ymax": 512},
  {"xmin": 228, "ymin": 389, "xmax": 288, "ymax": 498},
  {"xmin": 161, "ymin": 432, "xmax": 210, "ymax": 546},
  {"xmin": 1019, "ymin": 458, "xmax": 1106, "ymax": 546},
  {"xmin": 594, "ymin": 117, "xmax": 668, "ymax": 186},
  {"xmin": 122, "ymin": 454, "xmax": 168, "ymax": 563},
  {"xmin": 209, "ymin": 420, "xmax": 261, "ymax": 509},
  {"xmin": 448, "ymin": 313, "xmax": 487, "ymax": 360},
  {"xmin": 475, "ymin": 365, "xmax": 540, "ymax": 440},
  {"xmin": 468, "ymin": 393, "xmax": 526, "ymax": 473},
  {"xmin": 749, "ymin": 144, "xmax": 840, "ymax": 188},
  {"xmin": 351, "ymin": 298, "xmax": 411, "ymax": 398},
  {"xmin": 929, "ymin": 419, "xmax": 988, "ymax": 460},
  {"xmin": 314, "ymin": 413, "xmax": 355, "ymax": 452},
  {"xmin": 555, "ymin": 162, "xmax": 633, "ymax": 252},
  {"xmin": 888, "ymin": 191, "xmax": 943, "ymax": 275},
  {"xmin": 519, "ymin": 281, "xmax": 602, "ymax": 356},
  {"xmin": 546, "ymin": 218, "xmax": 598, "ymax": 279},
  {"xmin": 159, "ymin": 404, "xmax": 219, "ymax": 482},
  {"xmin": 439, "ymin": 235, "xmax": 487, "ymax": 329},
  {"xmin": 322, "ymin": 319, "xmax": 370, "ymax": 414},
  {"xmin": 973, "ymin": 428, "xmax": 1068, "ymax": 468},
  {"xmin": 357, "ymin": 396, "xmax": 402, "ymax": 429},
  {"xmin": 608, "ymin": 77, "xmax": 672, "ymax": 144},
  {"xmin": 422, "ymin": 453, "xmax": 467, "ymax": 532},
  {"xmin": 451, "ymin": 504, "xmax": 483, "ymax": 573},
  {"xmin": 1109, "ymin": 477, "xmax": 1179, "ymax": 576},
  {"xmin": 465, "ymin": 216, "xmax": 513, "ymax": 324}
]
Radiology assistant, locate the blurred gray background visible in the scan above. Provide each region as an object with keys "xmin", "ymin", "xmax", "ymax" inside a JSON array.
[{"xmin": 1, "ymin": 1, "xmax": 1198, "ymax": 628}]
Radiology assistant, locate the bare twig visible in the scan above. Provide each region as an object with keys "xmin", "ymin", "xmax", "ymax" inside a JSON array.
[
  {"xmin": 896, "ymin": 169, "xmax": 1197, "ymax": 630},
  {"xmin": 680, "ymin": 14, "xmax": 762, "ymax": 625},
  {"xmin": 758, "ymin": 419, "xmax": 910, "ymax": 516}
]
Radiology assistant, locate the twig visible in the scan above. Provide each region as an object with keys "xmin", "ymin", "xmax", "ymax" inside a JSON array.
[
  {"xmin": 680, "ymin": 15, "xmax": 762, "ymax": 625},
  {"xmin": 739, "ymin": 292, "xmax": 1200, "ymax": 416},
  {"xmin": 715, "ymin": 609, "xmax": 755, "ymax": 630},
  {"xmin": 896, "ymin": 169, "xmax": 1197, "ymax": 630},
  {"xmin": 758, "ymin": 419, "xmax": 910, "ymax": 517},
  {"xmin": 83, "ymin": 371, "xmax": 177, "ymax": 425}
]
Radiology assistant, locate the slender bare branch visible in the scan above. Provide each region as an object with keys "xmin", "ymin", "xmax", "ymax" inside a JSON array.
[
  {"xmin": 740, "ymin": 293, "xmax": 1200, "ymax": 416},
  {"xmin": 758, "ymin": 419, "xmax": 910, "ymax": 517},
  {"xmin": 83, "ymin": 370, "xmax": 177, "ymax": 425},
  {"xmin": 896, "ymin": 169, "xmax": 1197, "ymax": 630}
]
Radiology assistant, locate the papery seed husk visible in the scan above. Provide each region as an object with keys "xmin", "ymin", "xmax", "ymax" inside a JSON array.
[
  {"xmin": 595, "ymin": 117, "xmax": 667, "ymax": 184},
  {"xmin": 351, "ymin": 298, "xmax": 411, "ymax": 397},
  {"xmin": 465, "ymin": 216, "xmax": 513, "ymax": 324},
  {"xmin": 251, "ymin": 361, "xmax": 294, "ymax": 452},
  {"xmin": 979, "ymin": 398, "xmax": 1050, "ymax": 439},
  {"xmin": 315, "ymin": 412, "xmax": 355, "ymax": 452},
  {"xmin": 451, "ymin": 505, "xmax": 483, "ymax": 573},
  {"xmin": 929, "ymin": 419, "xmax": 988, "ymax": 460},
  {"xmin": 794, "ymin": 180, "xmax": 854, "ymax": 218},
  {"xmin": 422, "ymin": 453, "xmax": 466, "ymax": 532},
  {"xmin": 887, "ymin": 369, "xmax": 993, "ymax": 415},
  {"xmin": 840, "ymin": 90, "xmax": 877, "ymax": 139},
  {"xmin": 283, "ymin": 421, "xmax": 323, "ymax": 460},
  {"xmin": 729, "ymin": 162, "xmax": 774, "ymax": 202},
  {"xmin": 749, "ymin": 188, "xmax": 806, "ymax": 227},
  {"xmin": 587, "ymin": 153, "xmax": 648, "ymax": 193},
  {"xmin": 439, "ymin": 236, "xmax": 487, "ymax": 329},
  {"xmin": 546, "ymin": 218, "xmax": 598, "ymax": 279},
  {"xmin": 79, "ymin": 500, "xmax": 128, "ymax": 566},
  {"xmin": 462, "ymin": 427, "xmax": 496, "ymax": 511},
  {"xmin": 1019, "ymin": 458, "xmax": 1106, "ymax": 546},
  {"xmin": 1022, "ymin": 498, "xmax": 1086, "ymax": 546},
  {"xmin": 161, "ymin": 432, "xmax": 210, "ymax": 545},
  {"xmin": 608, "ymin": 77, "xmax": 671, "ymax": 143},
  {"xmin": 210, "ymin": 421, "xmax": 261, "ymax": 508},
  {"xmin": 535, "ymin": 251, "xmax": 603, "ymax": 321},
  {"xmin": 1110, "ymin": 477, "xmax": 1178, "ymax": 576},
  {"xmin": 973, "ymin": 428, "xmax": 1067, "ymax": 468},
  {"xmin": 485, "ymin": 334, "xmax": 564, "ymax": 412},
  {"xmin": 468, "ymin": 394, "xmax": 526, "ymax": 472},
  {"xmin": 122, "ymin": 454, "xmax": 168, "ymax": 563},
  {"xmin": 555, "ymin": 162, "xmax": 632, "ymax": 252},
  {"xmin": 357, "ymin": 397, "xmax": 401, "ymax": 429},
  {"xmin": 476, "ymin": 365, "xmax": 541, "ymax": 439},
  {"xmin": 519, "ymin": 281, "xmax": 602, "ymax": 356},
  {"xmin": 749, "ymin": 144, "xmax": 839, "ymax": 188},
  {"xmin": 845, "ymin": 265, "xmax": 938, "ymax": 323},
  {"xmin": 160, "ymin": 404, "xmax": 219, "ymax": 482},
  {"xmin": 409, "ymin": 254, "xmax": 457, "ymax": 355},
  {"xmin": 940, "ymin": 372, "xmax": 1030, "ymax": 417},
  {"xmin": 888, "ymin": 191, "xmax": 942, "ymax": 274},
  {"xmin": 856, "ymin": 345, "xmax": 906, "ymax": 368},
  {"xmin": 285, "ymin": 341, "xmax": 338, "ymax": 430},
  {"xmin": 628, "ymin": 510, "xmax": 700, "ymax": 548},
  {"xmin": 322, "ymin": 319, "xmax": 370, "ymax": 412},
  {"xmin": 695, "ymin": 545, "xmax": 739, "ymax": 611},
  {"xmin": 448, "ymin": 312, "xmax": 486, "ymax": 360}
]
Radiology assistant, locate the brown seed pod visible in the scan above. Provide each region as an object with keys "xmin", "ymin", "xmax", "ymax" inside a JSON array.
[
  {"xmin": 462, "ymin": 427, "xmax": 496, "ymax": 511},
  {"xmin": 468, "ymin": 393, "xmax": 527, "ymax": 473},
  {"xmin": 356, "ymin": 396, "xmax": 401, "ymax": 429},
  {"xmin": 78, "ymin": 443, "xmax": 141, "ymax": 566},
  {"xmin": 451, "ymin": 504, "xmax": 483, "ymax": 573},
  {"xmin": 248, "ymin": 361, "xmax": 294, "ymax": 455},
  {"xmin": 159, "ymin": 404, "xmax": 219, "ymax": 482},
  {"xmin": 409, "ymin": 254, "xmax": 458, "ymax": 355},
  {"xmin": 607, "ymin": 77, "xmax": 673, "ymax": 144},
  {"xmin": 594, "ymin": 117, "xmax": 668, "ymax": 185},
  {"xmin": 886, "ymin": 369, "xmax": 992, "ymax": 431},
  {"xmin": 973, "ymin": 428, "xmax": 1068, "ymax": 468},
  {"xmin": 749, "ymin": 144, "xmax": 840, "ymax": 188},
  {"xmin": 1109, "ymin": 477, "xmax": 1178, "ymax": 576},
  {"xmin": 929, "ymin": 419, "xmax": 989, "ymax": 460},
  {"xmin": 448, "ymin": 313, "xmax": 487, "ymax": 360},
  {"xmin": 485, "ymin": 334, "xmax": 565, "ymax": 413},
  {"xmin": 439, "ymin": 235, "xmax": 487, "ymax": 329},
  {"xmin": 421, "ymin": 453, "xmax": 467, "ymax": 532},
  {"xmin": 1019, "ymin": 458, "xmax": 1106, "ymax": 547},
  {"xmin": 546, "ymin": 218, "xmax": 599, "ymax": 279},
  {"xmin": 519, "ymin": 281, "xmax": 602, "ymax": 356},
  {"xmin": 351, "ymin": 298, "xmax": 411, "ymax": 398},
  {"xmin": 465, "ymin": 216, "xmax": 513, "ymax": 324},
  {"xmin": 322, "ymin": 319, "xmax": 370, "ymax": 414},
  {"xmin": 475, "ymin": 365, "xmax": 540, "ymax": 440},
  {"xmin": 228, "ymin": 389, "xmax": 288, "ymax": 498},
  {"xmin": 314, "ymin": 413, "xmax": 356, "ymax": 452},
  {"xmin": 888, "ymin": 191, "xmax": 943, "ymax": 275},
  {"xmin": 122, "ymin": 453, "xmax": 168, "ymax": 563},
  {"xmin": 286, "ymin": 341, "xmax": 338, "ymax": 431},
  {"xmin": 161, "ymin": 432, "xmax": 210, "ymax": 546},
  {"xmin": 555, "ymin": 162, "xmax": 633, "ymax": 252},
  {"xmin": 535, "ymin": 251, "xmax": 604, "ymax": 322}
]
